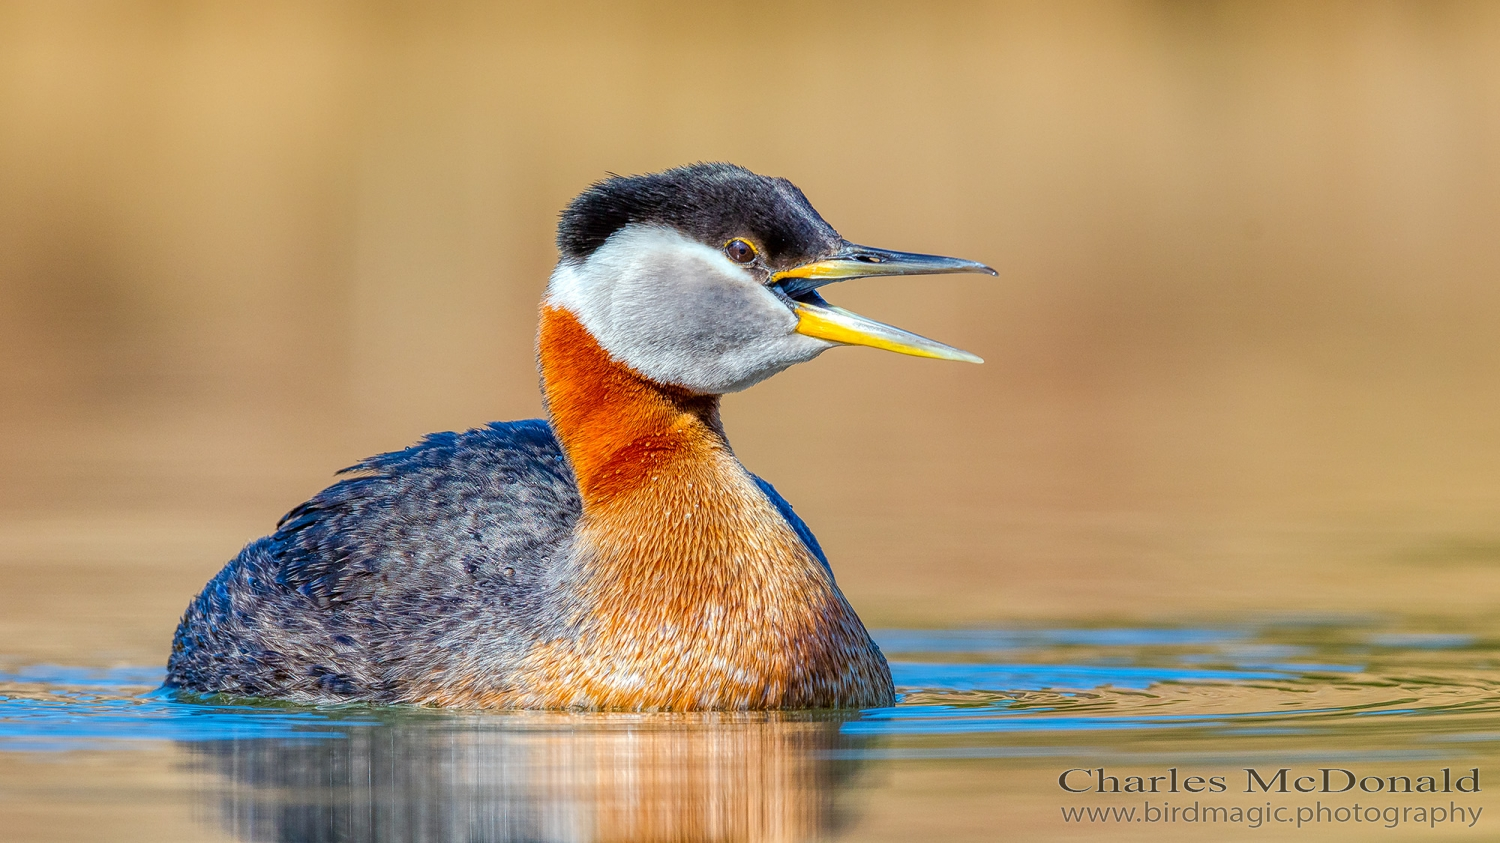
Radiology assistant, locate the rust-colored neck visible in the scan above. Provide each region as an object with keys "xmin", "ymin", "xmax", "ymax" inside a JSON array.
[
  {"xmin": 538, "ymin": 305, "xmax": 725, "ymax": 508},
  {"xmin": 406, "ymin": 302, "xmax": 897, "ymax": 709}
]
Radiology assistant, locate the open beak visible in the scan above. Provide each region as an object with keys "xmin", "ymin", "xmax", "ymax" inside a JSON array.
[{"xmin": 771, "ymin": 244, "xmax": 996, "ymax": 363}]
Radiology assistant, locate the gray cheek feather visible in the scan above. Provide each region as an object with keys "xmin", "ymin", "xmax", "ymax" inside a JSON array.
[{"xmin": 553, "ymin": 226, "xmax": 834, "ymax": 395}]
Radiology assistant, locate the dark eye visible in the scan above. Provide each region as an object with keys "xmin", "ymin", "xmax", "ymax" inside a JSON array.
[{"xmin": 724, "ymin": 238, "xmax": 757, "ymax": 264}]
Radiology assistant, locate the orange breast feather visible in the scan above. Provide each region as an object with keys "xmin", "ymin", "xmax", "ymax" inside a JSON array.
[{"xmin": 417, "ymin": 305, "xmax": 892, "ymax": 710}]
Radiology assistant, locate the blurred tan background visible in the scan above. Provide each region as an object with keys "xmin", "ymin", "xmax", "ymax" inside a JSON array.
[{"xmin": 3, "ymin": 0, "xmax": 1500, "ymax": 666}]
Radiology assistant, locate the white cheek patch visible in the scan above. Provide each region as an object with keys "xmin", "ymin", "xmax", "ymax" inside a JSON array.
[{"xmin": 546, "ymin": 226, "xmax": 832, "ymax": 394}]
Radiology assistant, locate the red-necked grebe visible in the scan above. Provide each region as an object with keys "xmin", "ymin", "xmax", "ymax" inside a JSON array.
[{"xmin": 167, "ymin": 163, "xmax": 994, "ymax": 710}]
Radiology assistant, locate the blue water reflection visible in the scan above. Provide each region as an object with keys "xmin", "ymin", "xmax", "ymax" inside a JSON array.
[
  {"xmin": 891, "ymin": 661, "xmax": 1292, "ymax": 692},
  {"xmin": 5, "ymin": 625, "xmax": 1498, "ymax": 749},
  {"xmin": 4, "ymin": 624, "xmax": 1496, "ymax": 752},
  {"xmin": 4, "ymin": 625, "xmax": 1500, "ymax": 842}
]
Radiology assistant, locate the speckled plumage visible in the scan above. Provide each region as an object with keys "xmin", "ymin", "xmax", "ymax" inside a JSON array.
[
  {"xmin": 168, "ymin": 420, "xmax": 570, "ymax": 701},
  {"xmin": 165, "ymin": 417, "xmax": 867, "ymax": 706}
]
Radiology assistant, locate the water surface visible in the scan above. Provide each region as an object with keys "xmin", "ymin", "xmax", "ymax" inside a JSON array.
[{"xmin": 4, "ymin": 624, "xmax": 1497, "ymax": 841}]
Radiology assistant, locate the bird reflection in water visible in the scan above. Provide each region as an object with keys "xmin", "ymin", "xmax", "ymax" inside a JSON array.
[{"xmin": 185, "ymin": 709, "xmax": 868, "ymax": 842}]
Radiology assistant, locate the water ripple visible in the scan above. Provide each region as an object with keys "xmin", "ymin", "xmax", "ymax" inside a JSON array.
[{"xmin": 3, "ymin": 624, "xmax": 1499, "ymax": 753}]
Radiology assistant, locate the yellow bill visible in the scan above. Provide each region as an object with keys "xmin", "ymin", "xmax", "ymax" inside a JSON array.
[
  {"xmin": 793, "ymin": 301, "xmax": 983, "ymax": 363},
  {"xmin": 773, "ymin": 243, "xmax": 994, "ymax": 363}
]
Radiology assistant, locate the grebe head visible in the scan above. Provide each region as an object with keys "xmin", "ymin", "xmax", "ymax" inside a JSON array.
[{"xmin": 545, "ymin": 162, "xmax": 995, "ymax": 395}]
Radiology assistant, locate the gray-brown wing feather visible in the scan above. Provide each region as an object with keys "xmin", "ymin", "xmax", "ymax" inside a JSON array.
[{"xmin": 165, "ymin": 420, "xmax": 580, "ymax": 701}]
